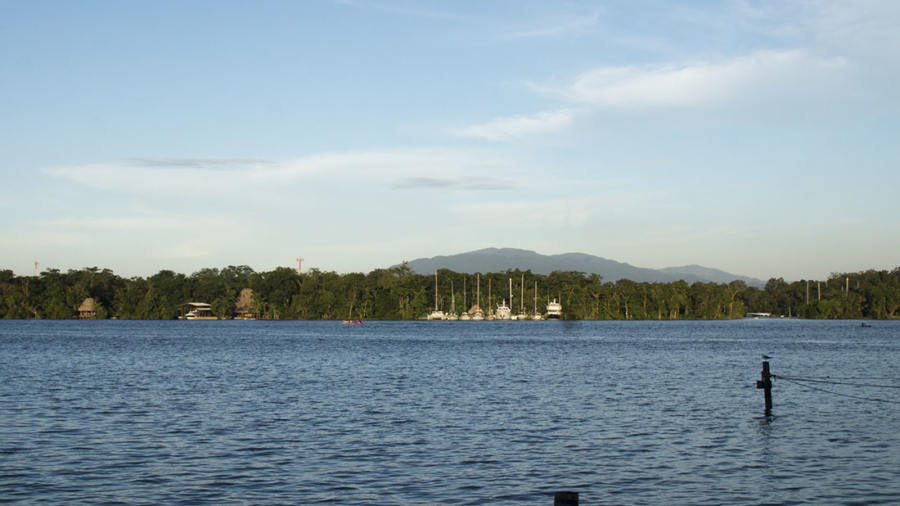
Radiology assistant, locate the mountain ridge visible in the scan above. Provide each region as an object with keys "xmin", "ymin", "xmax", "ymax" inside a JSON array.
[{"xmin": 398, "ymin": 248, "xmax": 765, "ymax": 287}]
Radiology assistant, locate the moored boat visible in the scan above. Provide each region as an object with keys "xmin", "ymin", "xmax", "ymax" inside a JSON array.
[
  {"xmin": 546, "ymin": 298, "xmax": 562, "ymax": 320},
  {"xmin": 531, "ymin": 281, "xmax": 542, "ymax": 320},
  {"xmin": 428, "ymin": 270, "xmax": 446, "ymax": 320},
  {"xmin": 471, "ymin": 274, "xmax": 485, "ymax": 320},
  {"xmin": 495, "ymin": 299, "xmax": 511, "ymax": 320},
  {"xmin": 447, "ymin": 281, "xmax": 459, "ymax": 320}
]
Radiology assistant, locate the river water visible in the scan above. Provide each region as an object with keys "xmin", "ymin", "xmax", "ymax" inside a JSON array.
[{"xmin": 2, "ymin": 319, "xmax": 899, "ymax": 505}]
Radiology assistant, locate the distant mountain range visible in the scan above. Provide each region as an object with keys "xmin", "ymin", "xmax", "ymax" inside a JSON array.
[{"xmin": 398, "ymin": 248, "xmax": 765, "ymax": 287}]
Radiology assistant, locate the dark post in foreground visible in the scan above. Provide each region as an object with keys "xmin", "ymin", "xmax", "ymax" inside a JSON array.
[
  {"xmin": 756, "ymin": 361, "xmax": 773, "ymax": 415},
  {"xmin": 554, "ymin": 491, "xmax": 579, "ymax": 506}
]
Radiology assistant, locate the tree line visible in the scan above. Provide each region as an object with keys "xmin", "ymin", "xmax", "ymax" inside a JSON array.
[{"xmin": 1, "ymin": 265, "xmax": 898, "ymax": 320}]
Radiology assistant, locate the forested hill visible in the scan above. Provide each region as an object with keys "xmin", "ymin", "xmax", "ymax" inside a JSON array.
[
  {"xmin": 1, "ymin": 265, "xmax": 898, "ymax": 320},
  {"xmin": 400, "ymin": 248, "xmax": 766, "ymax": 287}
]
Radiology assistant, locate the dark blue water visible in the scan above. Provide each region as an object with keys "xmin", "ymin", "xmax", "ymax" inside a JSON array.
[{"xmin": 2, "ymin": 319, "xmax": 900, "ymax": 505}]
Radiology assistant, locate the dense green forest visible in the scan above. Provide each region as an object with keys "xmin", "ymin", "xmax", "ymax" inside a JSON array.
[{"xmin": 1, "ymin": 265, "xmax": 898, "ymax": 320}]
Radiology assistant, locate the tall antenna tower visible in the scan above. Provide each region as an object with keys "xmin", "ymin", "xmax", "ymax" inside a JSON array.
[
  {"xmin": 34, "ymin": 261, "xmax": 39, "ymax": 277},
  {"xmin": 296, "ymin": 257, "xmax": 305, "ymax": 275}
]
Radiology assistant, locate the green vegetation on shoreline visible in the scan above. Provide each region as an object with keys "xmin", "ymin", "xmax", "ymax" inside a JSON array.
[{"xmin": 1, "ymin": 265, "xmax": 898, "ymax": 320}]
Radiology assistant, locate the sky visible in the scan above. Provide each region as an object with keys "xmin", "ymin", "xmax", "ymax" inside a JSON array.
[{"xmin": 1, "ymin": 0, "xmax": 898, "ymax": 282}]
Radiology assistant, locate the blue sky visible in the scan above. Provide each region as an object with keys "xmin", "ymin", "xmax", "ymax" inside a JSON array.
[{"xmin": 2, "ymin": 0, "xmax": 898, "ymax": 281}]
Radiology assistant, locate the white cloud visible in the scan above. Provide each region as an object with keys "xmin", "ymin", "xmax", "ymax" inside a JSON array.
[
  {"xmin": 555, "ymin": 49, "xmax": 848, "ymax": 110},
  {"xmin": 391, "ymin": 176, "xmax": 512, "ymax": 191},
  {"xmin": 45, "ymin": 149, "xmax": 516, "ymax": 197},
  {"xmin": 45, "ymin": 159, "xmax": 268, "ymax": 198},
  {"xmin": 277, "ymin": 148, "xmax": 509, "ymax": 180},
  {"xmin": 453, "ymin": 110, "xmax": 575, "ymax": 141}
]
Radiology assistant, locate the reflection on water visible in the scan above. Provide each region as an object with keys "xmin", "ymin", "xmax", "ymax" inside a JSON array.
[{"xmin": 2, "ymin": 319, "xmax": 900, "ymax": 505}]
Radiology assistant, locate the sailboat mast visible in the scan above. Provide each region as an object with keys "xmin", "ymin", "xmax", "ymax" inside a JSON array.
[
  {"xmin": 434, "ymin": 270, "xmax": 438, "ymax": 311},
  {"xmin": 520, "ymin": 273, "xmax": 524, "ymax": 312},
  {"xmin": 450, "ymin": 280, "xmax": 455, "ymax": 313},
  {"xmin": 477, "ymin": 273, "xmax": 480, "ymax": 309}
]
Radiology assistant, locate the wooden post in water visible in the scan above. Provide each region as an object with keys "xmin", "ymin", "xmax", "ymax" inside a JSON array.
[
  {"xmin": 554, "ymin": 491, "xmax": 579, "ymax": 506},
  {"xmin": 757, "ymin": 361, "xmax": 773, "ymax": 415}
]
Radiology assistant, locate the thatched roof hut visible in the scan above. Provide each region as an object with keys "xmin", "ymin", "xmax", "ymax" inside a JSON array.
[
  {"xmin": 78, "ymin": 298, "xmax": 97, "ymax": 319},
  {"xmin": 234, "ymin": 288, "xmax": 257, "ymax": 319}
]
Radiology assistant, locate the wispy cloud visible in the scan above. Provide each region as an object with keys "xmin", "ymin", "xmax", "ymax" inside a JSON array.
[
  {"xmin": 123, "ymin": 157, "xmax": 275, "ymax": 169},
  {"xmin": 392, "ymin": 176, "xmax": 512, "ymax": 191},
  {"xmin": 45, "ymin": 148, "xmax": 516, "ymax": 197},
  {"xmin": 550, "ymin": 49, "xmax": 848, "ymax": 110},
  {"xmin": 454, "ymin": 49, "xmax": 855, "ymax": 145},
  {"xmin": 452, "ymin": 109, "xmax": 575, "ymax": 141}
]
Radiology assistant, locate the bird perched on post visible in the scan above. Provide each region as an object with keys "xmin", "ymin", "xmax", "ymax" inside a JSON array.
[{"xmin": 762, "ymin": 354, "xmax": 772, "ymax": 360}]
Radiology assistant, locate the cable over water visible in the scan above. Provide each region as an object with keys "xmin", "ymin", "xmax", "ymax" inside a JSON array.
[
  {"xmin": 773, "ymin": 375, "xmax": 900, "ymax": 389},
  {"xmin": 774, "ymin": 375, "xmax": 900, "ymax": 405}
]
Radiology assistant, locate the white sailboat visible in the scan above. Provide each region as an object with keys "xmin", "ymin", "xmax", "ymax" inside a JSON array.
[
  {"xmin": 459, "ymin": 277, "xmax": 471, "ymax": 320},
  {"xmin": 516, "ymin": 274, "xmax": 527, "ymax": 320},
  {"xmin": 447, "ymin": 280, "xmax": 459, "ymax": 321},
  {"xmin": 532, "ymin": 281, "xmax": 542, "ymax": 320},
  {"xmin": 471, "ymin": 273, "xmax": 484, "ymax": 321},
  {"xmin": 486, "ymin": 279, "xmax": 495, "ymax": 320},
  {"xmin": 427, "ymin": 271, "xmax": 446, "ymax": 320}
]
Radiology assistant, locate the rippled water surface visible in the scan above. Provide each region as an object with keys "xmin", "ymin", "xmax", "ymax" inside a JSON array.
[{"xmin": 3, "ymin": 319, "xmax": 900, "ymax": 505}]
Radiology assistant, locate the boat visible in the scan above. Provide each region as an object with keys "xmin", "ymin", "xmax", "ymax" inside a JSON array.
[
  {"xmin": 515, "ymin": 274, "xmax": 527, "ymax": 320},
  {"xmin": 531, "ymin": 281, "xmax": 542, "ymax": 320},
  {"xmin": 447, "ymin": 281, "xmax": 459, "ymax": 320},
  {"xmin": 343, "ymin": 305, "xmax": 363, "ymax": 324},
  {"xmin": 861, "ymin": 322, "xmax": 872, "ymax": 328},
  {"xmin": 459, "ymin": 277, "xmax": 471, "ymax": 320},
  {"xmin": 486, "ymin": 279, "xmax": 495, "ymax": 320},
  {"xmin": 546, "ymin": 298, "xmax": 562, "ymax": 320},
  {"xmin": 179, "ymin": 302, "xmax": 217, "ymax": 320},
  {"xmin": 495, "ymin": 299, "xmax": 511, "ymax": 320},
  {"xmin": 427, "ymin": 270, "xmax": 446, "ymax": 320},
  {"xmin": 471, "ymin": 274, "xmax": 485, "ymax": 320},
  {"xmin": 498, "ymin": 278, "xmax": 514, "ymax": 320}
]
